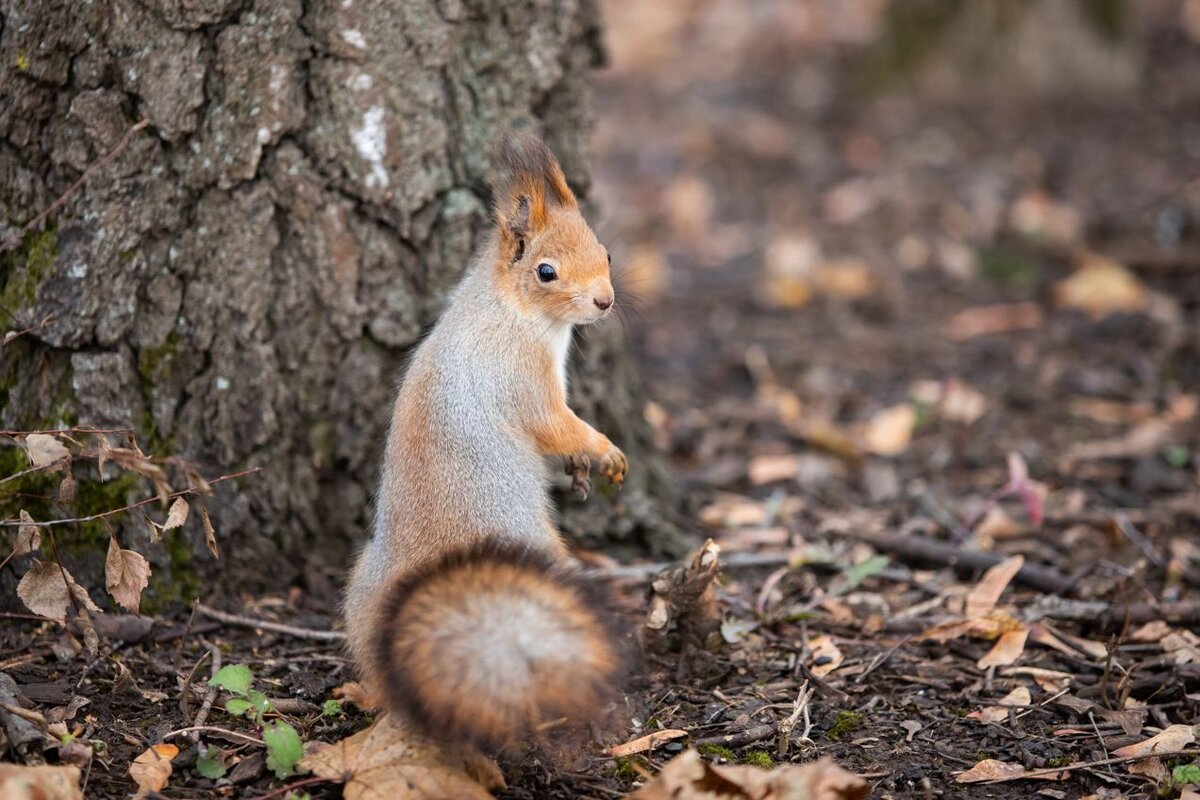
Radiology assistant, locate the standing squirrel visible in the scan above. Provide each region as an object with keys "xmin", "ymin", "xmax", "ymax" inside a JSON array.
[{"xmin": 344, "ymin": 131, "xmax": 627, "ymax": 748}]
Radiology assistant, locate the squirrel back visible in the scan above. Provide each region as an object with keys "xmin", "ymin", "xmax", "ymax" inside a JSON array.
[{"xmin": 344, "ymin": 131, "xmax": 628, "ymax": 748}]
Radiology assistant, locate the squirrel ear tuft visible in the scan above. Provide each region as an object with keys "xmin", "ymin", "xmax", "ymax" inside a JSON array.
[{"xmin": 493, "ymin": 131, "xmax": 577, "ymax": 242}]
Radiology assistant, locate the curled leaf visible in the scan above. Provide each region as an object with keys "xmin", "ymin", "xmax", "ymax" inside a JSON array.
[
  {"xmin": 162, "ymin": 497, "xmax": 189, "ymax": 531},
  {"xmin": 14, "ymin": 510, "xmax": 41, "ymax": 556},
  {"xmin": 129, "ymin": 743, "xmax": 178, "ymax": 795},
  {"xmin": 17, "ymin": 560, "xmax": 100, "ymax": 623},
  {"xmin": 105, "ymin": 537, "xmax": 151, "ymax": 614}
]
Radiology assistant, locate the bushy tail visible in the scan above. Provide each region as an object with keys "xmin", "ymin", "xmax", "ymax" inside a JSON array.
[{"xmin": 372, "ymin": 543, "xmax": 619, "ymax": 748}]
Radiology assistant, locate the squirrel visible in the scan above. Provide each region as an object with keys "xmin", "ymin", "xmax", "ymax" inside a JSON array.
[{"xmin": 343, "ymin": 131, "xmax": 628, "ymax": 749}]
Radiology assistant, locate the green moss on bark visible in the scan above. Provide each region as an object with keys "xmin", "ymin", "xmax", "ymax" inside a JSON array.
[{"xmin": 0, "ymin": 225, "xmax": 57, "ymax": 329}]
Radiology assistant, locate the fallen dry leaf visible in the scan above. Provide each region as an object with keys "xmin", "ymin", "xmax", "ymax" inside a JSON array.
[
  {"xmin": 301, "ymin": 713, "xmax": 502, "ymax": 800},
  {"xmin": 811, "ymin": 258, "xmax": 875, "ymax": 299},
  {"xmin": 967, "ymin": 686, "xmax": 1032, "ymax": 723},
  {"xmin": 14, "ymin": 509, "xmax": 41, "ymax": 556},
  {"xmin": 17, "ymin": 560, "xmax": 101, "ymax": 623},
  {"xmin": 129, "ymin": 743, "xmax": 178, "ymax": 796},
  {"xmin": 761, "ymin": 232, "xmax": 820, "ymax": 309},
  {"xmin": 607, "ymin": 729, "xmax": 688, "ymax": 758},
  {"xmin": 629, "ymin": 749, "xmax": 868, "ymax": 800},
  {"xmin": 1003, "ymin": 667, "xmax": 1073, "ymax": 693},
  {"xmin": 105, "ymin": 536, "xmax": 151, "ymax": 614},
  {"xmin": 861, "ymin": 404, "xmax": 916, "ymax": 456},
  {"xmin": 943, "ymin": 302, "xmax": 1043, "ymax": 340},
  {"xmin": 1126, "ymin": 756, "xmax": 1168, "ymax": 781},
  {"xmin": 23, "ymin": 433, "xmax": 69, "ymax": 468},
  {"xmin": 1008, "ymin": 190, "xmax": 1082, "ymax": 245},
  {"xmin": 965, "ymin": 555, "xmax": 1025, "ymax": 618},
  {"xmin": 956, "ymin": 759, "xmax": 1068, "ymax": 784},
  {"xmin": 0, "ymin": 764, "xmax": 83, "ymax": 800},
  {"xmin": 1110, "ymin": 724, "xmax": 1195, "ymax": 758},
  {"xmin": 1053, "ymin": 253, "xmax": 1147, "ymax": 319},
  {"xmin": 978, "ymin": 628, "xmax": 1029, "ymax": 669},
  {"xmin": 747, "ymin": 454, "xmax": 799, "ymax": 486},
  {"xmin": 808, "ymin": 634, "xmax": 845, "ymax": 677}
]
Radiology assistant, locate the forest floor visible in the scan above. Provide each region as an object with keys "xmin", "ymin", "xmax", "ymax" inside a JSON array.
[{"xmin": 3, "ymin": 4, "xmax": 1200, "ymax": 800}]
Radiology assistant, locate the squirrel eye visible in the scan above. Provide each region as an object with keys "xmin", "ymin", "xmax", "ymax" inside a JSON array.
[{"xmin": 536, "ymin": 263, "xmax": 558, "ymax": 282}]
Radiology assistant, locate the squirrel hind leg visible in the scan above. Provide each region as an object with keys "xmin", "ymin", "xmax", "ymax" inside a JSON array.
[{"xmin": 372, "ymin": 543, "xmax": 621, "ymax": 750}]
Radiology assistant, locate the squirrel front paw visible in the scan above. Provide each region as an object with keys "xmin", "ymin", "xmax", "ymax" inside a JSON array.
[
  {"xmin": 598, "ymin": 445, "xmax": 628, "ymax": 489},
  {"xmin": 564, "ymin": 454, "xmax": 592, "ymax": 500}
]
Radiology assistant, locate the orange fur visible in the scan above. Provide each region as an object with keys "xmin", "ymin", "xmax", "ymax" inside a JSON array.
[{"xmin": 343, "ymin": 131, "xmax": 626, "ymax": 745}]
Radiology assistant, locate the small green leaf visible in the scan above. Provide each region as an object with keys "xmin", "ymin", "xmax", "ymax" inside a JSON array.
[
  {"xmin": 208, "ymin": 664, "xmax": 253, "ymax": 696},
  {"xmin": 834, "ymin": 554, "xmax": 890, "ymax": 594},
  {"xmin": 248, "ymin": 689, "xmax": 272, "ymax": 716},
  {"xmin": 1174, "ymin": 764, "xmax": 1200, "ymax": 786},
  {"xmin": 322, "ymin": 699, "xmax": 342, "ymax": 717},
  {"xmin": 263, "ymin": 721, "xmax": 305, "ymax": 779},
  {"xmin": 196, "ymin": 746, "xmax": 227, "ymax": 780},
  {"xmin": 223, "ymin": 698, "xmax": 253, "ymax": 717}
]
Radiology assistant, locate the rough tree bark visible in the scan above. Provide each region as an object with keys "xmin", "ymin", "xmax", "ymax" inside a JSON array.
[{"xmin": 0, "ymin": 0, "xmax": 682, "ymax": 600}]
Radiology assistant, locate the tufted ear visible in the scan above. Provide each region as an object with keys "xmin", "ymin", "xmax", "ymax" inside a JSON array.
[{"xmin": 493, "ymin": 131, "xmax": 577, "ymax": 254}]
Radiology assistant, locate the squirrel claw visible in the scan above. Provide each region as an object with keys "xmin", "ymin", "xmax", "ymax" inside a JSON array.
[
  {"xmin": 598, "ymin": 447, "xmax": 628, "ymax": 489},
  {"xmin": 565, "ymin": 454, "xmax": 592, "ymax": 499}
]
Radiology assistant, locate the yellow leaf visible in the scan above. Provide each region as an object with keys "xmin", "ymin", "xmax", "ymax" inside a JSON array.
[
  {"xmin": 130, "ymin": 743, "xmax": 178, "ymax": 796},
  {"xmin": 105, "ymin": 537, "xmax": 151, "ymax": 614},
  {"xmin": 808, "ymin": 634, "xmax": 844, "ymax": 677}
]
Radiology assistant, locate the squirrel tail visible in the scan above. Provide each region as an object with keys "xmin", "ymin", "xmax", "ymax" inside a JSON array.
[{"xmin": 371, "ymin": 542, "xmax": 620, "ymax": 748}]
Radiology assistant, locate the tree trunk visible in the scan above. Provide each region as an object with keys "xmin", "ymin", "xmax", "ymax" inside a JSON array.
[{"xmin": 0, "ymin": 0, "xmax": 682, "ymax": 603}]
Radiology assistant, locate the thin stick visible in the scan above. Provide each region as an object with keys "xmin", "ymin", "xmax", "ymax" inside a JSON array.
[
  {"xmin": 191, "ymin": 640, "xmax": 222, "ymax": 739},
  {"xmin": 0, "ymin": 467, "xmax": 260, "ymax": 528},
  {"xmin": 162, "ymin": 726, "xmax": 264, "ymax": 746},
  {"xmin": 0, "ymin": 119, "xmax": 150, "ymax": 254},
  {"xmin": 694, "ymin": 721, "xmax": 778, "ymax": 748},
  {"xmin": 194, "ymin": 603, "xmax": 346, "ymax": 642},
  {"xmin": 251, "ymin": 776, "xmax": 332, "ymax": 800}
]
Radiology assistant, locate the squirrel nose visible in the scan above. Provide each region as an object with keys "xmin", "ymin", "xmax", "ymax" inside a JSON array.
[{"xmin": 594, "ymin": 295, "xmax": 613, "ymax": 311}]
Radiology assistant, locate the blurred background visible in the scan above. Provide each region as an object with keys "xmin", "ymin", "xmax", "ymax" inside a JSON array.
[{"xmin": 588, "ymin": 0, "xmax": 1200, "ymax": 541}]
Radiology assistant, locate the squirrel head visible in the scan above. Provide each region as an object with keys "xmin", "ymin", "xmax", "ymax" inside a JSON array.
[{"xmin": 491, "ymin": 131, "xmax": 614, "ymax": 326}]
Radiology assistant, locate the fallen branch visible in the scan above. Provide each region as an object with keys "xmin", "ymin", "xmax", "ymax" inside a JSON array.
[
  {"xmin": 0, "ymin": 119, "xmax": 150, "ymax": 254},
  {"xmin": 1026, "ymin": 596, "xmax": 1200, "ymax": 629},
  {"xmin": 844, "ymin": 531, "xmax": 1074, "ymax": 595},
  {"xmin": 694, "ymin": 722, "xmax": 778, "ymax": 748},
  {"xmin": 194, "ymin": 603, "xmax": 346, "ymax": 642}
]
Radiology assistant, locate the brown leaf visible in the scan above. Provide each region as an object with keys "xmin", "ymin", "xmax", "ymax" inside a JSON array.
[
  {"xmin": 607, "ymin": 729, "xmax": 688, "ymax": 758},
  {"xmin": 943, "ymin": 302, "xmax": 1043, "ymax": 341},
  {"xmin": 24, "ymin": 433, "xmax": 69, "ymax": 468},
  {"xmin": 965, "ymin": 556, "xmax": 1024, "ymax": 618},
  {"xmin": 14, "ymin": 510, "xmax": 41, "ymax": 556},
  {"xmin": 860, "ymin": 404, "xmax": 916, "ymax": 457},
  {"xmin": 1110, "ymin": 724, "xmax": 1195, "ymax": 758},
  {"xmin": 129, "ymin": 743, "xmax": 178, "ymax": 796},
  {"xmin": 967, "ymin": 686, "xmax": 1031, "ymax": 723},
  {"xmin": 956, "ymin": 759, "xmax": 1068, "ymax": 783},
  {"xmin": 978, "ymin": 628, "xmax": 1029, "ymax": 669},
  {"xmin": 811, "ymin": 258, "xmax": 875, "ymax": 300},
  {"xmin": 17, "ymin": 560, "xmax": 100, "ymax": 623},
  {"xmin": 198, "ymin": 505, "xmax": 220, "ymax": 558},
  {"xmin": 56, "ymin": 473, "xmax": 76, "ymax": 505},
  {"xmin": 808, "ymin": 635, "xmax": 844, "ymax": 677},
  {"xmin": 1053, "ymin": 253, "xmax": 1147, "ymax": 319},
  {"xmin": 105, "ymin": 537, "xmax": 151, "ymax": 614},
  {"xmin": 301, "ymin": 713, "xmax": 502, "ymax": 800},
  {"xmin": 747, "ymin": 454, "xmax": 799, "ymax": 486},
  {"xmin": 629, "ymin": 749, "xmax": 868, "ymax": 799},
  {"xmin": 162, "ymin": 497, "xmax": 189, "ymax": 531},
  {"xmin": 0, "ymin": 764, "xmax": 83, "ymax": 800}
]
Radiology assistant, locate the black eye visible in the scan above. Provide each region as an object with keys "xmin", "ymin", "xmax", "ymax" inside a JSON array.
[{"xmin": 537, "ymin": 263, "xmax": 557, "ymax": 282}]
